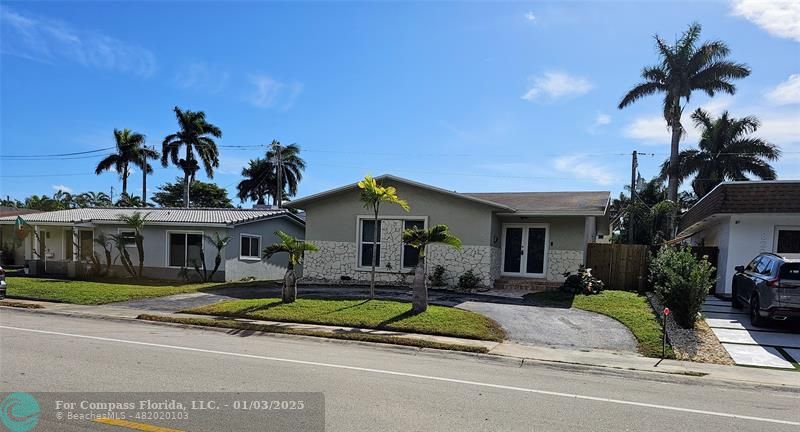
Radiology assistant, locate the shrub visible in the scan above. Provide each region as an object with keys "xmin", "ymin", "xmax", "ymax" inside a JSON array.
[
  {"xmin": 561, "ymin": 265, "xmax": 605, "ymax": 295},
  {"xmin": 428, "ymin": 265, "xmax": 446, "ymax": 287},
  {"xmin": 649, "ymin": 246, "xmax": 715, "ymax": 328},
  {"xmin": 457, "ymin": 270, "xmax": 481, "ymax": 290}
]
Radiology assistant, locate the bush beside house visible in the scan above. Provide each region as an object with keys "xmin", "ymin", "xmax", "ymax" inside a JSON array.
[{"xmin": 649, "ymin": 246, "xmax": 715, "ymax": 328}]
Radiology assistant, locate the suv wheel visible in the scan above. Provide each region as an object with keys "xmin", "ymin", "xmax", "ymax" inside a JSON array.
[
  {"xmin": 731, "ymin": 287, "xmax": 742, "ymax": 309},
  {"xmin": 750, "ymin": 296, "xmax": 766, "ymax": 327}
]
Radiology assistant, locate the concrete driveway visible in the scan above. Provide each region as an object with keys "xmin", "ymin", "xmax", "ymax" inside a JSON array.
[
  {"xmin": 111, "ymin": 285, "xmax": 638, "ymax": 353},
  {"xmin": 702, "ymin": 296, "xmax": 800, "ymax": 369}
]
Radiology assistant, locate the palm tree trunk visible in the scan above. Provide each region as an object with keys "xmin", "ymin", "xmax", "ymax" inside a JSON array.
[
  {"xmin": 122, "ymin": 165, "xmax": 128, "ymax": 196},
  {"xmin": 370, "ymin": 206, "xmax": 379, "ymax": 299},
  {"xmin": 135, "ymin": 233, "xmax": 144, "ymax": 277},
  {"xmin": 183, "ymin": 172, "xmax": 190, "ymax": 208},
  {"xmin": 667, "ymin": 104, "xmax": 682, "ymax": 238},
  {"xmin": 411, "ymin": 254, "xmax": 427, "ymax": 314},
  {"xmin": 283, "ymin": 267, "xmax": 297, "ymax": 303}
]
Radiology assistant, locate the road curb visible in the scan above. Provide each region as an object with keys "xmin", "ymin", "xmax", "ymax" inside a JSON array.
[{"xmin": 2, "ymin": 304, "xmax": 798, "ymax": 393}]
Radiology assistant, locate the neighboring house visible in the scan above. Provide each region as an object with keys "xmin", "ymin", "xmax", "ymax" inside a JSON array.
[
  {"xmin": 676, "ymin": 181, "xmax": 800, "ymax": 296},
  {"xmin": 286, "ymin": 175, "xmax": 610, "ymax": 288},
  {"xmin": 0, "ymin": 207, "xmax": 41, "ymax": 265},
  {"xmin": 0, "ymin": 208, "xmax": 305, "ymax": 281}
]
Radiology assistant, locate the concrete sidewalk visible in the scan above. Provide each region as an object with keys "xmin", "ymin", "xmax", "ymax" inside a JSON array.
[{"xmin": 2, "ymin": 298, "xmax": 799, "ymax": 390}]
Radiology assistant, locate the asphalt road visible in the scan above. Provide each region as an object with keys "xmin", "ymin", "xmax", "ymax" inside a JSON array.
[{"xmin": 1, "ymin": 310, "xmax": 798, "ymax": 432}]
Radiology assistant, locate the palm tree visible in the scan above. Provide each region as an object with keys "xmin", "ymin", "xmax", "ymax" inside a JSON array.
[
  {"xmin": 658, "ymin": 109, "xmax": 780, "ymax": 198},
  {"xmin": 96, "ymin": 129, "xmax": 159, "ymax": 196},
  {"xmin": 117, "ymin": 211, "xmax": 150, "ymax": 277},
  {"xmin": 115, "ymin": 193, "xmax": 148, "ymax": 208},
  {"xmin": 357, "ymin": 175, "xmax": 410, "ymax": 299},
  {"xmin": 93, "ymin": 233, "xmax": 114, "ymax": 276},
  {"xmin": 267, "ymin": 141, "xmax": 306, "ymax": 207},
  {"xmin": 618, "ymin": 23, "xmax": 750, "ymax": 206},
  {"xmin": 25, "ymin": 195, "xmax": 62, "ymax": 211},
  {"xmin": 52, "ymin": 189, "xmax": 74, "ymax": 209},
  {"xmin": 205, "ymin": 233, "xmax": 231, "ymax": 282},
  {"xmin": 402, "ymin": 225, "xmax": 462, "ymax": 313},
  {"xmin": 236, "ymin": 158, "xmax": 277, "ymax": 205},
  {"xmin": 263, "ymin": 231, "xmax": 319, "ymax": 303},
  {"xmin": 81, "ymin": 191, "xmax": 112, "ymax": 207},
  {"xmin": 162, "ymin": 107, "xmax": 222, "ymax": 208}
]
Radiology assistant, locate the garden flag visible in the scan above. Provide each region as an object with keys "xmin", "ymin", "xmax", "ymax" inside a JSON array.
[{"xmin": 15, "ymin": 215, "xmax": 28, "ymax": 240}]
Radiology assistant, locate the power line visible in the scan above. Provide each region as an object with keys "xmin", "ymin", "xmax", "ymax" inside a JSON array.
[{"xmin": 0, "ymin": 147, "xmax": 114, "ymax": 158}]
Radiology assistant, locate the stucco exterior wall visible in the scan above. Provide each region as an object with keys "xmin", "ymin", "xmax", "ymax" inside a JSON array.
[
  {"xmin": 687, "ymin": 213, "xmax": 800, "ymax": 295},
  {"xmin": 225, "ymin": 217, "xmax": 305, "ymax": 282}
]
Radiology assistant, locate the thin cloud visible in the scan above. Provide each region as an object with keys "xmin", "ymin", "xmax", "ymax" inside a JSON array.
[
  {"xmin": 51, "ymin": 184, "xmax": 73, "ymax": 193},
  {"xmin": 246, "ymin": 74, "xmax": 303, "ymax": 110},
  {"xmin": 0, "ymin": 6, "xmax": 156, "ymax": 77},
  {"xmin": 525, "ymin": 11, "xmax": 536, "ymax": 22},
  {"xmin": 175, "ymin": 62, "xmax": 230, "ymax": 94},
  {"xmin": 553, "ymin": 154, "xmax": 616, "ymax": 185},
  {"xmin": 521, "ymin": 72, "xmax": 592, "ymax": 101},
  {"xmin": 731, "ymin": 0, "xmax": 800, "ymax": 42},
  {"xmin": 588, "ymin": 113, "xmax": 612, "ymax": 134},
  {"xmin": 765, "ymin": 74, "xmax": 800, "ymax": 105}
]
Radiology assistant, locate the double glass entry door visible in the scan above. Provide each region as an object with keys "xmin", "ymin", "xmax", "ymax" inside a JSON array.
[{"xmin": 502, "ymin": 225, "xmax": 548, "ymax": 277}]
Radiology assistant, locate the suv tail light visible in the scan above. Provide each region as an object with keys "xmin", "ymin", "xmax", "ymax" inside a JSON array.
[{"xmin": 767, "ymin": 278, "xmax": 782, "ymax": 288}]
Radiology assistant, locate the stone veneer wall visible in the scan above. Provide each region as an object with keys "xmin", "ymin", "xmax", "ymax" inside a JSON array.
[
  {"xmin": 302, "ymin": 240, "xmax": 497, "ymax": 288},
  {"xmin": 426, "ymin": 244, "xmax": 496, "ymax": 287},
  {"xmin": 546, "ymin": 249, "xmax": 584, "ymax": 281}
]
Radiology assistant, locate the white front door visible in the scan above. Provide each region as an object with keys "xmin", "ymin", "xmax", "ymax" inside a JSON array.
[{"xmin": 501, "ymin": 224, "xmax": 549, "ymax": 277}]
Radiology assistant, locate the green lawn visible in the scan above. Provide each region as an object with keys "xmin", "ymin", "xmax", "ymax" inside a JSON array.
[
  {"xmin": 524, "ymin": 290, "xmax": 672, "ymax": 358},
  {"xmin": 5, "ymin": 277, "xmax": 244, "ymax": 305},
  {"xmin": 186, "ymin": 298, "xmax": 506, "ymax": 341}
]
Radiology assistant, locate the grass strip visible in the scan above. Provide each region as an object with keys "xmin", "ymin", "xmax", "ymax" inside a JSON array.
[
  {"xmin": 137, "ymin": 314, "xmax": 489, "ymax": 353},
  {"xmin": 185, "ymin": 298, "xmax": 506, "ymax": 342},
  {"xmin": 524, "ymin": 290, "xmax": 674, "ymax": 358}
]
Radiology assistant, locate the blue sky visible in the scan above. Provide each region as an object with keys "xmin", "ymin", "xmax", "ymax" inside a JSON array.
[{"xmin": 1, "ymin": 1, "xmax": 798, "ymax": 205}]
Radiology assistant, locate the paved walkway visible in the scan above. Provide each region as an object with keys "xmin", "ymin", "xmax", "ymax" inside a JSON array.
[
  {"xmin": 109, "ymin": 286, "xmax": 637, "ymax": 352},
  {"xmin": 702, "ymin": 296, "xmax": 800, "ymax": 369}
]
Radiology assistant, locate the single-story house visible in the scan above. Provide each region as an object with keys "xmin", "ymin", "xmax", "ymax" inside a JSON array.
[
  {"xmin": 286, "ymin": 175, "xmax": 610, "ymax": 288},
  {"xmin": 0, "ymin": 207, "xmax": 305, "ymax": 281},
  {"xmin": 676, "ymin": 181, "xmax": 800, "ymax": 296}
]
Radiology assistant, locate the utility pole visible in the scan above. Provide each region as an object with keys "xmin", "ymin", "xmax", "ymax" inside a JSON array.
[
  {"xmin": 110, "ymin": 186, "xmax": 114, "ymax": 205},
  {"xmin": 628, "ymin": 150, "xmax": 638, "ymax": 244},
  {"xmin": 275, "ymin": 142, "xmax": 283, "ymax": 209}
]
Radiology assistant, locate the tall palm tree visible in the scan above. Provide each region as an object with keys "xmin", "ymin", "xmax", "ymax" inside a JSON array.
[
  {"xmin": 161, "ymin": 107, "xmax": 222, "ymax": 208},
  {"xmin": 658, "ymin": 109, "xmax": 780, "ymax": 198},
  {"xmin": 267, "ymin": 141, "xmax": 306, "ymax": 207},
  {"xmin": 263, "ymin": 231, "xmax": 319, "ymax": 303},
  {"xmin": 618, "ymin": 23, "xmax": 750, "ymax": 206},
  {"xmin": 236, "ymin": 158, "xmax": 277, "ymax": 205},
  {"xmin": 81, "ymin": 191, "xmax": 112, "ymax": 207},
  {"xmin": 402, "ymin": 225, "xmax": 462, "ymax": 313},
  {"xmin": 52, "ymin": 189, "xmax": 74, "ymax": 209},
  {"xmin": 96, "ymin": 129, "xmax": 159, "ymax": 196}
]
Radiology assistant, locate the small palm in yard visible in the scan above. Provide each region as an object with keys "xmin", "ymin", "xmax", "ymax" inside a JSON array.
[
  {"xmin": 117, "ymin": 211, "xmax": 150, "ymax": 277},
  {"xmin": 358, "ymin": 175, "xmax": 409, "ymax": 299},
  {"xmin": 263, "ymin": 231, "xmax": 319, "ymax": 303},
  {"xmin": 402, "ymin": 225, "xmax": 462, "ymax": 313}
]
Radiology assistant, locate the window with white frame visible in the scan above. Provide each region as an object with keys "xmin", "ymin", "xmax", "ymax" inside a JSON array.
[
  {"xmin": 168, "ymin": 232, "xmax": 203, "ymax": 267},
  {"xmin": 240, "ymin": 234, "xmax": 261, "ymax": 260},
  {"xmin": 777, "ymin": 229, "xmax": 800, "ymax": 255},
  {"xmin": 359, "ymin": 219, "xmax": 381, "ymax": 267},
  {"xmin": 402, "ymin": 219, "xmax": 425, "ymax": 269}
]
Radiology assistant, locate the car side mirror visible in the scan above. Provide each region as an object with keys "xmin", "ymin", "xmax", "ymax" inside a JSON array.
[{"xmin": 735, "ymin": 265, "xmax": 745, "ymax": 273}]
